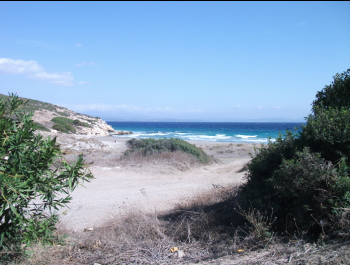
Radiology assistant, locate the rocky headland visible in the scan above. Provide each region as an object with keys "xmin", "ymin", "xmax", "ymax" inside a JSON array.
[{"xmin": 0, "ymin": 94, "xmax": 132, "ymax": 136}]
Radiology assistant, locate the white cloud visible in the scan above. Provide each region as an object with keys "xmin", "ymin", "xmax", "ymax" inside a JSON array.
[
  {"xmin": 77, "ymin": 81, "xmax": 91, "ymax": 85},
  {"xmin": 75, "ymin": 62, "xmax": 97, "ymax": 67},
  {"xmin": 75, "ymin": 43, "xmax": 82, "ymax": 47},
  {"xmin": 0, "ymin": 58, "xmax": 43, "ymax": 74},
  {"xmin": 29, "ymin": 72, "xmax": 74, "ymax": 86},
  {"xmin": 0, "ymin": 58, "xmax": 75, "ymax": 86}
]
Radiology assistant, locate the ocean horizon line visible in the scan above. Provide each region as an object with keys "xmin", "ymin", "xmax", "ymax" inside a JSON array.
[
  {"xmin": 104, "ymin": 120, "xmax": 307, "ymax": 123},
  {"xmin": 106, "ymin": 121, "xmax": 304, "ymax": 144}
]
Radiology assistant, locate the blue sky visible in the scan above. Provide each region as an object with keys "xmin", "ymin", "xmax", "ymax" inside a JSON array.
[{"xmin": 0, "ymin": 1, "xmax": 350, "ymax": 122}]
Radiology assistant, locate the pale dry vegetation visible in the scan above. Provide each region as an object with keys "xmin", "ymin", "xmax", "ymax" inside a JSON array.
[{"xmin": 11, "ymin": 186, "xmax": 349, "ymax": 265}]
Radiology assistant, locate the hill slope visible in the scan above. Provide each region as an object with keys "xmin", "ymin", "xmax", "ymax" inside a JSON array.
[{"xmin": 0, "ymin": 94, "xmax": 114, "ymax": 136}]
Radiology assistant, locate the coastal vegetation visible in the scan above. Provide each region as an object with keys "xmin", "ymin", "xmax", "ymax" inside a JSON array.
[
  {"xmin": 240, "ymin": 69, "xmax": 350, "ymax": 239},
  {"xmin": 51, "ymin": 117, "xmax": 92, "ymax": 134},
  {"xmin": 1, "ymin": 70, "xmax": 350, "ymax": 264},
  {"xmin": 0, "ymin": 94, "xmax": 93, "ymax": 262},
  {"xmin": 0, "ymin": 94, "xmax": 99, "ymax": 133},
  {"xmin": 0, "ymin": 94, "xmax": 70, "ymax": 116},
  {"xmin": 33, "ymin": 122, "xmax": 50, "ymax": 132},
  {"xmin": 124, "ymin": 138, "xmax": 211, "ymax": 164}
]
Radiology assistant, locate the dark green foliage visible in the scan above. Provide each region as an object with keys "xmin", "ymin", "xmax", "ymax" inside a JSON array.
[
  {"xmin": 0, "ymin": 94, "xmax": 93, "ymax": 260},
  {"xmin": 300, "ymin": 107, "xmax": 350, "ymax": 164},
  {"xmin": 52, "ymin": 123, "xmax": 69, "ymax": 133},
  {"xmin": 125, "ymin": 138, "xmax": 210, "ymax": 163},
  {"xmin": 241, "ymin": 131, "xmax": 302, "ymax": 210},
  {"xmin": 51, "ymin": 116, "xmax": 75, "ymax": 126},
  {"xmin": 301, "ymin": 68, "xmax": 350, "ymax": 164},
  {"xmin": 64, "ymin": 123, "xmax": 76, "ymax": 133},
  {"xmin": 51, "ymin": 118, "xmax": 91, "ymax": 134},
  {"xmin": 312, "ymin": 69, "xmax": 350, "ymax": 113},
  {"xmin": 73, "ymin": 119, "xmax": 92, "ymax": 128},
  {"xmin": 244, "ymin": 147, "xmax": 348, "ymax": 234},
  {"xmin": 240, "ymin": 70, "xmax": 350, "ymax": 238},
  {"xmin": 33, "ymin": 122, "xmax": 50, "ymax": 132}
]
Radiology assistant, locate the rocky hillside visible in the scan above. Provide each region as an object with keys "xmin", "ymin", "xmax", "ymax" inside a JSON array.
[{"xmin": 0, "ymin": 94, "xmax": 115, "ymax": 136}]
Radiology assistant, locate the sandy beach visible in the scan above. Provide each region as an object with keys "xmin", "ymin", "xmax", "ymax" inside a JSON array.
[{"xmin": 45, "ymin": 133, "xmax": 262, "ymax": 231}]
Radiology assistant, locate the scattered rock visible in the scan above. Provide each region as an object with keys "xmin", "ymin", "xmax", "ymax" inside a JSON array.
[{"xmin": 177, "ymin": 250, "xmax": 185, "ymax": 258}]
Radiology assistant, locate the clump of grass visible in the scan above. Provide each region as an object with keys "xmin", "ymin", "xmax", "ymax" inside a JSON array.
[{"xmin": 124, "ymin": 138, "xmax": 211, "ymax": 164}]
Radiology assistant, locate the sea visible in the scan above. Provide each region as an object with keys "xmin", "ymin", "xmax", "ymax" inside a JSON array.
[{"xmin": 106, "ymin": 121, "xmax": 305, "ymax": 144}]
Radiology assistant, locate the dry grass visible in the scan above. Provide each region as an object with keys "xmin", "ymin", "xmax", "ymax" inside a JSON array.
[
  {"xmin": 5, "ymin": 140, "xmax": 349, "ymax": 264},
  {"xmin": 77, "ymin": 150, "xmax": 216, "ymax": 170},
  {"xmin": 119, "ymin": 150, "xmax": 214, "ymax": 169},
  {"xmin": 203, "ymin": 143, "xmax": 261, "ymax": 159},
  {"xmin": 9, "ymin": 185, "xmax": 350, "ymax": 265}
]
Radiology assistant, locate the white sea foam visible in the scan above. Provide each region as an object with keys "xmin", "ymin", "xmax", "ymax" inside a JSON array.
[
  {"xmin": 186, "ymin": 134, "xmax": 232, "ymax": 142},
  {"xmin": 147, "ymin": 132, "xmax": 168, "ymax": 136},
  {"xmin": 236, "ymin": 135, "xmax": 257, "ymax": 139}
]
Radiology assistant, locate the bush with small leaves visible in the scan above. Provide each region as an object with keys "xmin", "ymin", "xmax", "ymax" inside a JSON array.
[{"xmin": 240, "ymin": 70, "xmax": 350, "ymax": 239}]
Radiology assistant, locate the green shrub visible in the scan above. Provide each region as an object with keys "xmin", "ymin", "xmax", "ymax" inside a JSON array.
[
  {"xmin": 33, "ymin": 122, "xmax": 50, "ymax": 132},
  {"xmin": 240, "ymin": 70, "xmax": 350, "ymax": 238},
  {"xmin": 124, "ymin": 138, "xmax": 210, "ymax": 164},
  {"xmin": 246, "ymin": 147, "xmax": 348, "ymax": 234},
  {"xmin": 0, "ymin": 94, "xmax": 93, "ymax": 260},
  {"xmin": 64, "ymin": 123, "xmax": 76, "ymax": 133},
  {"xmin": 51, "ymin": 117, "xmax": 75, "ymax": 126},
  {"xmin": 300, "ymin": 107, "xmax": 349, "ymax": 164},
  {"xmin": 241, "ymin": 131, "xmax": 301, "ymax": 210},
  {"xmin": 311, "ymin": 69, "xmax": 350, "ymax": 113},
  {"xmin": 73, "ymin": 119, "xmax": 92, "ymax": 128},
  {"xmin": 52, "ymin": 123, "xmax": 69, "ymax": 133}
]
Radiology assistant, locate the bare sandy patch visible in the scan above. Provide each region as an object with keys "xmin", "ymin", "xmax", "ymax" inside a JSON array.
[{"xmin": 46, "ymin": 133, "xmax": 262, "ymax": 231}]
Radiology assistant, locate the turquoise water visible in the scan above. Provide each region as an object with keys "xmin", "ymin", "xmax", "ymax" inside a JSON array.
[{"xmin": 106, "ymin": 121, "xmax": 304, "ymax": 143}]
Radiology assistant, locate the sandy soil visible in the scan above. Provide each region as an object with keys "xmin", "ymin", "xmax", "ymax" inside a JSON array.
[{"xmin": 44, "ymin": 132, "xmax": 262, "ymax": 231}]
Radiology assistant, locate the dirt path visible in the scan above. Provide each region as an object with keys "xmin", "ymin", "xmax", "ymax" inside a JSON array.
[{"xmin": 51, "ymin": 134, "xmax": 260, "ymax": 231}]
